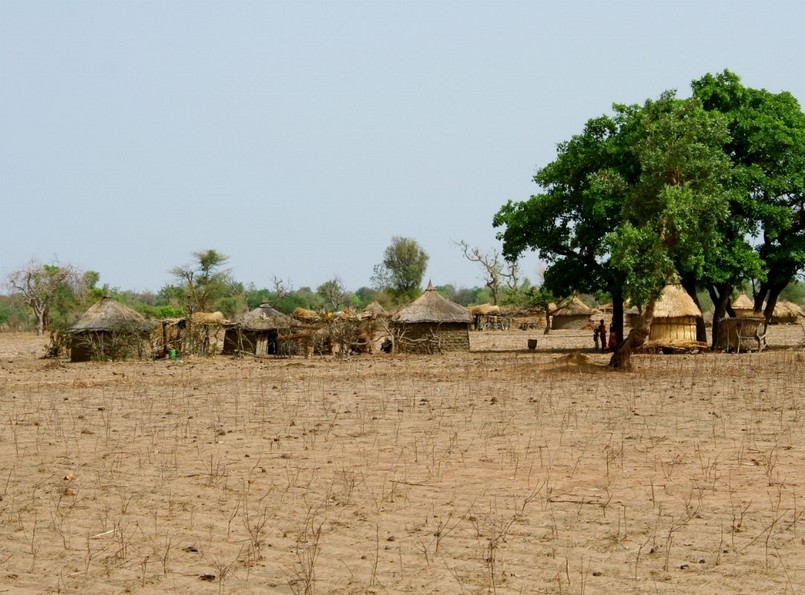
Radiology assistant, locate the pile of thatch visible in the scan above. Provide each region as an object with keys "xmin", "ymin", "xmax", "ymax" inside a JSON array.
[
  {"xmin": 771, "ymin": 300, "xmax": 804, "ymax": 324},
  {"xmin": 293, "ymin": 307, "xmax": 321, "ymax": 324},
  {"xmin": 469, "ymin": 303, "xmax": 500, "ymax": 317},
  {"xmin": 190, "ymin": 311, "xmax": 226, "ymax": 325}
]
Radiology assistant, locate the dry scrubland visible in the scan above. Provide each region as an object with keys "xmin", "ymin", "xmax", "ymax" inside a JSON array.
[{"xmin": 0, "ymin": 328, "xmax": 804, "ymax": 594}]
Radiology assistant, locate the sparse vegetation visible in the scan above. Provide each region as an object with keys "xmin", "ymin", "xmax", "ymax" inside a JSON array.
[{"xmin": 0, "ymin": 328, "xmax": 802, "ymax": 592}]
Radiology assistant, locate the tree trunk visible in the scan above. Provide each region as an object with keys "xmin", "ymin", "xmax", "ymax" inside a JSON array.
[
  {"xmin": 33, "ymin": 304, "xmax": 46, "ymax": 336},
  {"xmin": 763, "ymin": 283, "xmax": 787, "ymax": 323},
  {"xmin": 681, "ymin": 276, "xmax": 708, "ymax": 344},
  {"xmin": 707, "ymin": 283, "xmax": 733, "ymax": 351},
  {"xmin": 609, "ymin": 300, "xmax": 655, "ymax": 369},
  {"xmin": 611, "ymin": 286, "xmax": 625, "ymax": 344}
]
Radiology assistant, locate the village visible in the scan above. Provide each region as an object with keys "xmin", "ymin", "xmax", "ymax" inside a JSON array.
[{"xmin": 60, "ymin": 280, "xmax": 805, "ymax": 363}]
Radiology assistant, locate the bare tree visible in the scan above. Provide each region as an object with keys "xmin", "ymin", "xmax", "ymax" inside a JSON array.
[
  {"xmin": 6, "ymin": 259, "xmax": 83, "ymax": 335},
  {"xmin": 455, "ymin": 241, "xmax": 520, "ymax": 305},
  {"xmin": 270, "ymin": 275, "xmax": 294, "ymax": 300}
]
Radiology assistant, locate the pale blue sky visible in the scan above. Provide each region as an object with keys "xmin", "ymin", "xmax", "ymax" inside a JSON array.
[{"xmin": 2, "ymin": 1, "xmax": 804, "ymax": 293}]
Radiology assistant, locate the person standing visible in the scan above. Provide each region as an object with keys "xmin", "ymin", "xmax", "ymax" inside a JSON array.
[{"xmin": 597, "ymin": 320, "xmax": 607, "ymax": 353}]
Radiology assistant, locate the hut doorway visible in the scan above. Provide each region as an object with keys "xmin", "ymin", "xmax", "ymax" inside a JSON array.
[{"xmin": 256, "ymin": 329, "xmax": 279, "ymax": 356}]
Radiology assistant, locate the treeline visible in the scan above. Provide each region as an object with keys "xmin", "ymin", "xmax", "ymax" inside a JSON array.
[{"xmin": 0, "ymin": 254, "xmax": 528, "ymax": 334}]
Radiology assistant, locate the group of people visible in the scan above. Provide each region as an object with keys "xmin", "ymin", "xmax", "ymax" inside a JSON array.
[{"xmin": 593, "ymin": 319, "xmax": 616, "ymax": 353}]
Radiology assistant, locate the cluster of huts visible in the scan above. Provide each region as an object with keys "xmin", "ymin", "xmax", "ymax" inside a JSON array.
[
  {"xmin": 64, "ymin": 282, "xmax": 474, "ymax": 362},
  {"xmin": 64, "ymin": 282, "xmax": 803, "ymax": 362}
]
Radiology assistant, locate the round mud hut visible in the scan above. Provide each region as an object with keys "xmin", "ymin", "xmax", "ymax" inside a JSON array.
[
  {"xmin": 731, "ymin": 293, "xmax": 756, "ymax": 318},
  {"xmin": 390, "ymin": 283, "xmax": 472, "ymax": 353},
  {"xmin": 648, "ymin": 284, "xmax": 702, "ymax": 343},
  {"xmin": 222, "ymin": 302, "xmax": 301, "ymax": 356},
  {"xmin": 68, "ymin": 296, "xmax": 154, "ymax": 362},
  {"xmin": 551, "ymin": 296, "xmax": 592, "ymax": 330}
]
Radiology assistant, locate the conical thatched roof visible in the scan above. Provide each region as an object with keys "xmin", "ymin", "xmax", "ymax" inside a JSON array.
[
  {"xmin": 732, "ymin": 294, "xmax": 755, "ymax": 311},
  {"xmin": 653, "ymin": 284, "xmax": 701, "ymax": 318},
  {"xmin": 69, "ymin": 296, "xmax": 153, "ymax": 333},
  {"xmin": 554, "ymin": 295, "xmax": 591, "ymax": 316},
  {"xmin": 391, "ymin": 283, "xmax": 472, "ymax": 324},
  {"xmin": 237, "ymin": 302, "xmax": 300, "ymax": 330},
  {"xmin": 361, "ymin": 301, "xmax": 389, "ymax": 319}
]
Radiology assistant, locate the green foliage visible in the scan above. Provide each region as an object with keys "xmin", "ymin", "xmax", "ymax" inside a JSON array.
[
  {"xmin": 317, "ymin": 277, "xmax": 348, "ymax": 311},
  {"xmin": 523, "ymin": 285, "xmax": 557, "ymax": 310},
  {"xmin": 609, "ymin": 93, "xmax": 733, "ymax": 304},
  {"xmin": 170, "ymin": 249, "xmax": 233, "ymax": 313},
  {"xmin": 432, "ymin": 284, "xmax": 491, "ymax": 306},
  {"xmin": 690, "ymin": 70, "xmax": 805, "ymax": 318},
  {"xmin": 373, "ymin": 236, "xmax": 429, "ymax": 299},
  {"xmin": 0, "ymin": 302, "xmax": 11, "ymax": 328},
  {"xmin": 780, "ymin": 279, "xmax": 805, "ymax": 305},
  {"xmin": 5, "ymin": 259, "xmax": 86, "ymax": 334},
  {"xmin": 137, "ymin": 304, "xmax": 185, "ymax": 319}
]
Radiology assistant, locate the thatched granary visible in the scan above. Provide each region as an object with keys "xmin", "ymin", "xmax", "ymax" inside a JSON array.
[
  {"xmin": 68, "ymin": 296, "xmax": 154, "ymax": 362},
  {"xmin": 390, "ymin": 283, "xmax": 472, "ymax": 353},
  {"xmin": 222, "ymin": 302, "xmax": 301, "ymax": 356},
  {"xmin": 648, "ymin": 284, "xmax": 702, "ymax": 343},
  {"xmin": 716, "ymin": 316, "xmax": 768, "ymax": 352},
  {"xmin": 469, "ymin": 303, "xmax": 501, "ymax": 330},
  {"xmin": 770, "ymin": 300, "xmax": 804, "ymax": 324},
  {"xmin": 159, "ymin": 311, "xmax": 227, "ymax": 357},
  {"xmin": 360, "ymin": 300, "xmax": 389, "ymax": 320},
  {"xmin": 551, "ymin": 296, "xmax": 592, "ymax": 330},
  {"xmin": 731, "ymin": 294, "xmax": 756, "ymax": 318}
]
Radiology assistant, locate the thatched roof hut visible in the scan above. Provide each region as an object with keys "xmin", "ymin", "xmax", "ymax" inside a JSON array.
[
  {"xmin": 390, "ymin": 283, "xmax": 472, "ymax": 353},
  {"xmin": 222, "ymin": 302, "xmax": 301, "ymax": 356},
  {"xmin": 731, "ymin": 294, "xmax": 756, "ymax": 318},
  {"xmin": 770, "ymin": 300, "xmax": 804, "ymax": 324},
  {"xmin": 551, "ymin": 296, "xmax": 592, "ymax": 330},
  {"xmin": 360, "ymin": 301, "xmax": 389, "ymax": 320},
  {"xmin": 68, "ymin": 296, "xmax": 153, "ymax": 362},
  {"xmin": 648, "ymin": 284, "xmax": 702, "ymax": 343}
]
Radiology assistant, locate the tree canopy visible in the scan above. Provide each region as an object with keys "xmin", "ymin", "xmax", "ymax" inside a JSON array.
[
  {"xmin": 372, "ymin": 236, "xmax": 429, "ymax": 301},
  {"xmin": 5, "ymin": 259, "xmax": 86, "ymax": 336},
  {"xmin": 494, "ymin": 71, "xmax": 805, "ymax": 366}
]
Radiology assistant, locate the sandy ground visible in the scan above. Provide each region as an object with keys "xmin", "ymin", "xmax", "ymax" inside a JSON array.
[{"xmin": 0, "ymin": 326, "xmax": 804, "ymax": 594}]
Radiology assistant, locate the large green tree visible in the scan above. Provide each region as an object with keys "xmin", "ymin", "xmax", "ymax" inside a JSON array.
[
  {"xmin": 495, "ymin": 90, "xmax": 733, "ymax": 367},
  {"xmin": 495, "ymin": 71, "xmax": 805, "ymax": 359},
  {"xmin": 607, "ymin": 93, "xmax": 732, "ymax": 367},
  {"xmin": 494, "ymin": 108, "xmax": 640, "ymax": 343},
  {"xmin": 692, "ymin": 70, "xmax": 805, "ymax": 323},
  {"xmin": 372, "ymin": 236, "xmax": 429, "ymax": 300}
]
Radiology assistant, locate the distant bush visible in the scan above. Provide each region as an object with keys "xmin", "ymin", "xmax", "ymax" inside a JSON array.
[{"xmin": 137, "ymin": 304, "xmax": 185, "ymax": 320}]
